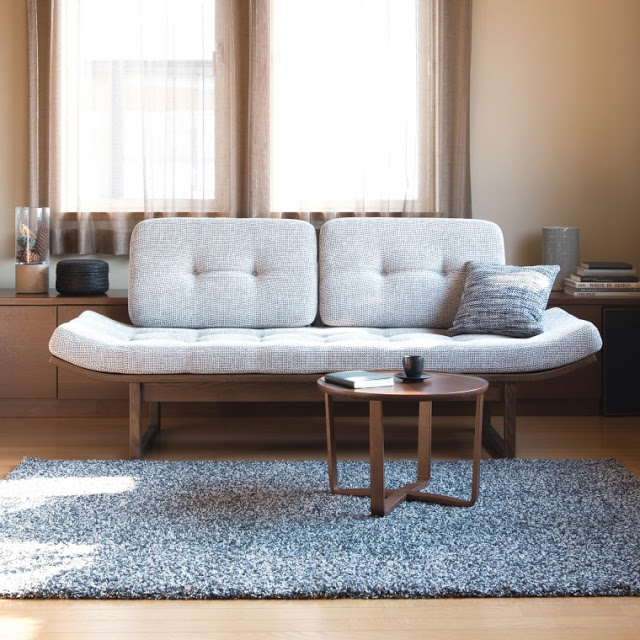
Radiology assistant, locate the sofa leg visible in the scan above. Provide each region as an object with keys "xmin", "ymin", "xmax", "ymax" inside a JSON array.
[
  {"xmin": 503, "ymin": 382, "xmax": 517, "ymax": 458},
  {"xmin": 129, "ymin": 382, "xmax": 143, "ymax": 459},
  {"xmin": 129, "ymin": 386, "xmax": 161, "ymax": 460},
  {"xmin": 481, "ymin": 382, "xmax": 517, "ymax": 459},
  {"xmin": 149, "ymin": 402, "xmax": 161, "ymax": 436},
  {"xmin": 482, "ymin": 403, "xmax": 503, "ymax": 458}
]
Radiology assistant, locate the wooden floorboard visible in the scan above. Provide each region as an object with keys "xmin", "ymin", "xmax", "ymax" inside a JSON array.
[{"xmin": 0, "ymin": 412, "xmax": 639, "ymax": 639}]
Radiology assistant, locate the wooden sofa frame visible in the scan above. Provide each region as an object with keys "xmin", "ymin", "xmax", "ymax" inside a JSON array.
[{"xmin": 50, "ymin": 355, "xmax": 596, "ymax": 460}]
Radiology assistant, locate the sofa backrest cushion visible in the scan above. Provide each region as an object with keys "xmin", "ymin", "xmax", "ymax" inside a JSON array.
[
  {"xmin": 129, "ymin": 218, "xmax": 318, "ymax": 328},
  {"xmin": 319, "ymin": 218, "xmax": 505, "ymax": 328}
]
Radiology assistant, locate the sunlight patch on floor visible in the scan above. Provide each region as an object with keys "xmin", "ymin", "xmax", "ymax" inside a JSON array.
[{"xmin": 0, "ymin": 616, "xmax": 41, "ymax": 640}]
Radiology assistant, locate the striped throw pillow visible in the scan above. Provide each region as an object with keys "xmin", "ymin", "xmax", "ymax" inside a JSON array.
[{"xmin": 448, "ymin": 262, "xmax": 559, "ymax": 338}]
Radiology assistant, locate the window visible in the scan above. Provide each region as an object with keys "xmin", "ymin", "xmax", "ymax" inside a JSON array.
[
  {"xmin": 56, "ymin": 0, "xmax": 220, "ymax": 214},
  {"xmin": 30, "ymin": 0, "xmax": 471, "ymax": 254},
  {"xmin": 271, "ymin": 0, "xmax": 419, "ymax": 213}
]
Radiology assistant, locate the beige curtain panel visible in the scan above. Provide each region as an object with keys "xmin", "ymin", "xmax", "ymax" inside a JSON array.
[{"xmin": 28, "ymin": 0, "xmax": 472, "ymax": 256}]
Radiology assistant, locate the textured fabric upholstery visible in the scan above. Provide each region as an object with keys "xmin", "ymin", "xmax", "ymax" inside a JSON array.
[
  {"xmin": 449, "ymin": 262, "xmax": 560, "ymax": 338},
  {"xmin": 50, "ymin": 308, "xmax": 602, "ymax": 375},
  {"xmin": 50, "ymin": 218, "xmax": 603, "ymax": 380},
  {"xmin": 319, "ymin": 218, "xmax": 505, "ymax": 328},
  {"xmin": 128, "ymin": 218, "xmax": 318, "ymax": 328}
]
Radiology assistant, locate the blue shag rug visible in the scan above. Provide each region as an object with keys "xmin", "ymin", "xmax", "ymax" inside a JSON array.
[{"xmin": 1, "ymin": 457, "xmax": 639, "ymax": 599}]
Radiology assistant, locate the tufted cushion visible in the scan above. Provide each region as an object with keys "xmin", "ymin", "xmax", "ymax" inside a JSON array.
[
  {"xmin": 448, "ymin": 262, "xmax": 560, "ymax": 338},
  {"xmin": 49, "ymin": 308, "xmax": 601, "ymax": 375},
  {"xmin": 128, "ymin": 218, "xmax": 318, "ymax": 328},
  {"xmin": 319, "ymin": 218, "xmax": 505, "ymax": 328}
]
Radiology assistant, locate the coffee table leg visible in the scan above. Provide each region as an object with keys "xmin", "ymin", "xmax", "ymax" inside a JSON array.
[
  {"xmin": 369, "ymin": 400, "xmax": 386, "ymax": 516},
  {"xmin": 407, "ymin": 393, "xmax": 485, "ymax": 507},
  {"xmin": 324, "ymin": 394, "xmax": 341, "ymax": 492},
  {"xmin": 417, "ymin": 401, "xmax": 432, "ymax": 483},
  {"xmin": 469, "ymin": 394, "xmax": 484, "ymax": 505}
]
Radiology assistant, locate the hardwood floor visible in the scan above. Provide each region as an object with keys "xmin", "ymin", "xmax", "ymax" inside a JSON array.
[{"xmin": 1, "ymin": 412, "xmax": 639, "ymax": 639}]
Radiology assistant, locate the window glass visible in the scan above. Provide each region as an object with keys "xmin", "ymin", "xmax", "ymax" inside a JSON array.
[
  {"xmin": 271, "ymin": 0, "xmax": 418, "ymax": 212},
  {"xmin": 60, "ymin": 0, "xmax": 216, "ymax": 211}
]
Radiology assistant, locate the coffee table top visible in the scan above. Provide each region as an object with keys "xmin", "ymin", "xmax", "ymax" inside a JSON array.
[{"xmin": 317, "ymin": 370, "xmax": 488, "ymax": 402}]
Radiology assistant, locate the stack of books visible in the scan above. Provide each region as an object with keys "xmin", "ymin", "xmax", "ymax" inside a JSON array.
[{"xmin": 564, "ymin": 261, "xmax": 640, "ymax": 297}]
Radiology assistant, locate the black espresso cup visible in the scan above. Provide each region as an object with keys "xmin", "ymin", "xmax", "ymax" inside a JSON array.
[{"xmin": 403, "ymin": 355, "xmax": 424, "ymax": 378}]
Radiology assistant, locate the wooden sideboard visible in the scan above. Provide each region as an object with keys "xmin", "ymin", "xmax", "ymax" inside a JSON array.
[
  {"xmin": 518, "ymin": 292, "xmax": 640, "ymax": 415},
  {"xmin": 0, "ymin": 289, "xmax": 130, "ymax": 417},
  {"xmin": 1, "ymin": 289, "xmax": 638, "ymax": 417}
]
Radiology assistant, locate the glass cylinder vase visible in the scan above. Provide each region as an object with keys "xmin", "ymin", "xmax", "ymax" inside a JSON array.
[{"xmin": 15, "ymin": 206, "xmax": 50, "ymax": 293}]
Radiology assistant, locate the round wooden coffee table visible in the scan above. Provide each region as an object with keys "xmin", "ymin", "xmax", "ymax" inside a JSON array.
[{"xmin": 317, "ymin": 371, "xmax": 489, "ymax": 516}]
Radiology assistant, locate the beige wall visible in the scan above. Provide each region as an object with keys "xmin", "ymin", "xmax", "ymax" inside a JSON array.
[
  {"xmin": 471, "ymin": 0, "xmax": 640, "ymax": 266},
  {"xmin": 0, "ymin": 0, "xmax": 639, "ymax": 287}
]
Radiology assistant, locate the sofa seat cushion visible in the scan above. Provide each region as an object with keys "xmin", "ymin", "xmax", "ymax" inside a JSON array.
[{"xmin": 50, "ymin": 309, "xmax": 602, "ymax": 376}]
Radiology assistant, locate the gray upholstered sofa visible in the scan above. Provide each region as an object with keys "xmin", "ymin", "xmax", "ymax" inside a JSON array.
[{"xmin": 49, "ymin": 217, "xmax": 602, "ymax": 459}]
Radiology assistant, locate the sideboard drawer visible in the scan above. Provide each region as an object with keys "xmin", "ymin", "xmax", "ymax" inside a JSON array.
[{"xmin": 0, "ymin": 306, "xmax": 57, "ymax": 399}]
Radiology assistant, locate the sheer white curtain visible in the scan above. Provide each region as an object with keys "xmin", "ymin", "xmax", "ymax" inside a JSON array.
[
  {"xmin": 243, "ymin": 0, "xmax": 472, "ymax": 222},
  {"xmin": 271, "ymin": 0, "xmax": 421, "ymax": 216},
  {"xmin": 28, "ymin": 0, "xmax": 472, "ymax": 254},
  {"xmin": 30, "ymin": 0, "xmax": 221, "ymax": 253}
]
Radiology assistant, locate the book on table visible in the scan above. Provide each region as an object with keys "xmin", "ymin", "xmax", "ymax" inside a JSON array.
[
  {"xmin": 564, "ymin": 278, "xmax": 640, "ymax": 290},
  {"xmin": 570, "ymin": 274, "xmax": 639, "ymax": 283},
  {"xmin": 324, "ymin": 370, "xmax": 395, "ymax": 388},
  {"xmin": 579, "ymin": 261, "xmax": 634, "ymax": 270},
  {"xmin": 576, "ymin": 267, "xmax": 637, "ymax": 277},
  {"xmin": 563, "ymin": 289, "xmax": 640, "ymax": 297}
]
